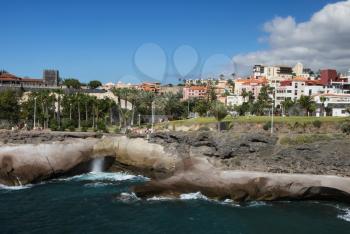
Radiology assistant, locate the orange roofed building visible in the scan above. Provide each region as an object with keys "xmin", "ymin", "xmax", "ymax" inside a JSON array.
[
  {"xmin": 0, "ymin": 71, "xmax": 44, "ymax": 87},
  {"xmin": 138, "ymin": 82, "xmax": 161, "ymax": 94},
  {"xmin": 234, "ymin": 77, "xmax": 268, "ymax": 99},
  {"xmin": 182, "ymin": 85, "xmax": 208, "ymax": 100}
]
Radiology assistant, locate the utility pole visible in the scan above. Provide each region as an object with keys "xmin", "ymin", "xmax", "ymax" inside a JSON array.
[
  {"xmin": 271, "ymin": 100, "xmax": 274, "ymax": 134},
  {"xmin": 33, "ymin": 97, "xmax": 37, "ymax": 129},
  {"xmin": 271, "ymin": 81, "xmax": 277, "ymax": 134},
  {"xmin": 138, "ymin": 114, "xmax": 141, "ymax": 127}
]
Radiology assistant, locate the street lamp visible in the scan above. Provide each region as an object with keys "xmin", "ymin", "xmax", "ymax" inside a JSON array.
[
  {"xmin": 33, "ymin": 97, "xmax": 37, "ymax": 129},
  {"xmin": 151, "ymin": 100, "xmax": 155, "ymax": 132},
  {"xmin": 271, "ymin": 80, "xmax": 277, "ymax": 134}
]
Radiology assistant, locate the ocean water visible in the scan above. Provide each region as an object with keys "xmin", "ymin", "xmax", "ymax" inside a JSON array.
[{"xmin": 1, "ymin": 172, "xmax": 350, "ymax": 234}]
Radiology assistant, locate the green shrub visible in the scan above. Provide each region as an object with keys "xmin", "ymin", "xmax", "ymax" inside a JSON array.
[
  {"xmin": 62, "ymin": 118, "xmax": 74, "ymax": 130},
  {"xmin": 69, "ymin": 126, "xmax": 75, "ymax": 132},
  {"xmin": 280, "ymin": 134, "xmax": 333, "ymax": 145},
  {"xmin": 263, "ymin": 122, "xmax": 271, "ymax": 131},
  {"xmin": 97, "ymin": 120, "xmax": 108, "ymax": 133},
  {"xmin": 340, "ymin": 121, "xmax": 350, "ymax": 134},
  {"xmin": 49, "ymin": 122, "xmax": 58, "ymax": 131},
  {"xmin": 58, "ymin": 126, "xmax": 65, "ymax": 131},
  {"xmin": 228, "ymin": 121, "xmax": 234, "ymax": 130},
  {"xmin": 81, "ymin": 120, "xmax": 91, "ymax": 128},
  {"xmin": 81, "ymin": 126, "xmax": 88, "ymax": 132},
  {"xmin": 312, "ymin": 120, "xmax": 322, "ymax": 128}
]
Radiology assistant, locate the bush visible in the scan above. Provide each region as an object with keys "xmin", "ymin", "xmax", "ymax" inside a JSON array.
[
  {"xmin": 69, "ymin": 126, "xmax": 75, "ymax": 132},
  {"xmin": 81, "ymin": 120, "xmax": 91, "ymax": 128},
  {"xmin": 312, "ymin": 120, "xmax": 322, "ymax": 129},
  {"xmin": 97, "ymin": 120, "xmax": 108, "ymax": 133},
  {"xmin": 81, "ymin": 126, "xmax": 88, "ymax": 132},
  {"xmin": 263, "ymin": 122, "xmax": 271, "ymax": 131},
  {"xmin": 58, "ymin": 126, "xmax": 65, "ymax": 131},
  {"xmin": 280, "ymin": 134, "xmax": 333, "ymax": 145},
  {"xmin": 228, "ymin": 121, "xmax": 234, "ymax": 130},
  {"xmin": 340, "ymin": 121, "xmax": 350, "ymax": 134},
  {"xmin": 62, "ymin": 118, "xmax": 74, "ymax": 130},
  {"xmin": 49, "ymin": 122, "xmax": 58, "ymax": 131},
  {"xmin": 288, "ymin": 121, "xmax": 301, "ymax": 130}
]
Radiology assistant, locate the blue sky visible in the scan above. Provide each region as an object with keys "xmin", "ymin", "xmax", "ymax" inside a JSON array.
[{"xmin": 0, "ymin": 0, "xmax": 340, "ymax": 83}]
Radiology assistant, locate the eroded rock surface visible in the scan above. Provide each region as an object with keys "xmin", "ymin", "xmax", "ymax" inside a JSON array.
[
  {"xmin": 0, "ymin": 130, "xmax": 103, "ymax": 145},
  {"xmin": 0, "ymin": 138, "xmax": 112, "ymax": 186},
  {"xmin": 148, "ymin": 131, "xmax": 350, "ymax": 177}
]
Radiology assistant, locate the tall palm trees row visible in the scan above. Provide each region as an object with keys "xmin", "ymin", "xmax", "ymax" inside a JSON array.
[{"xmin": 21, "ymin": 90, "xmax": 118, "ymax": 129}]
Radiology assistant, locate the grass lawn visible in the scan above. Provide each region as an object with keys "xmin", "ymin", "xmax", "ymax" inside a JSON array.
[{"xmin": 166, "ymin": 116, "xmax": 349, "ymax": 126}]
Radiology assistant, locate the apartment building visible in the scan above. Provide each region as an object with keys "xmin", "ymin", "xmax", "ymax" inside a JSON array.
[
  {"xmin": 182, "ymin": 86, "xmax": 208, "ymax": 100},
  {"xmin": 275, "ymin": 77, "xmax": 324, "ymax": 105},
  {"xmin": 234, "ymin": 77, "xmax": 268, "ymax": 99},
  {"xmin": 314, "ymin": 93, "xmax": 350, "ymax": 117}
]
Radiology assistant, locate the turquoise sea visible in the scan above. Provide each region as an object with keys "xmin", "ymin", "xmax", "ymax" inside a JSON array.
[{"xmin": 1, "ymin": 172, "xmax": 350, "ymax": 234}]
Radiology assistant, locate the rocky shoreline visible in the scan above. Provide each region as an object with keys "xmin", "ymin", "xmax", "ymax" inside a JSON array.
[
  {"xmin": 148, "ymin": 131, "xmax": 350, "ymax": 177},
  {"xmin": 1, "ymin": 130, "xmax": 350, "ymax": 202},
  {"xmin": 0, "ymin": 130, "xmax": 104, "ymax": 145}
]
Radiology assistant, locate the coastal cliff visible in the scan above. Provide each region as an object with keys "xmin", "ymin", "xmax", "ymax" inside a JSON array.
[
  {"xmin": 1, "ymin": 130, "xmax": 350, "ymax": 202},
  {"xmin": 0, "ymin": 134, "xmax": 114, "ymax": 186}
]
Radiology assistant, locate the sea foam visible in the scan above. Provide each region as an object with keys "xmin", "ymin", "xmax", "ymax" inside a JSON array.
[
  {"xmin": 338, "ymin": 208, "xmax": 350, "ymax": 222},
  {"xmin": 180, "ymin": 192, "xmax": 209, "ymax": 200},
  {"xmin": 0, "ymin": 184, "xmax": 33, "ymax": 191},
  {"xmin": 58, "ymin": 172, "xmax": 148, "ymax": 182}
]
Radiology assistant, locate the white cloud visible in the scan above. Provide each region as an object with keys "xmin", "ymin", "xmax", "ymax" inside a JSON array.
[{"xmin": 233, "ymin": 0, "xmax": 350, "ymax": 74}]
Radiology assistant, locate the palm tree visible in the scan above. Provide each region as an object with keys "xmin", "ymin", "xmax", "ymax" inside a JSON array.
[
  {"xmin": 247, "ymin": 91, "xmax": 255, "ymax": 103},
  {"xmin": 90, "ymin": 96, "xmax": 97, "ymax": 128},
  {"xmin": 55, "ymin": 89, "xmax": 63, "ymax": 128},
  {"xmin": 298, "ymin": 95, "xmax": 314, "ymax": 116},
  {"xmin": 127, "ymin": 88, "xmax": 140, "ymax": 126},
  {"xmin": 75, "ymin": 93, "xmax": 83, "ymax": 128},
  {"xmin": 112, "ymin": 88, "xmax": 125, "ymax": 128},
  {"xmin": 241, "ymin": 90, "xmax": 248, "ymax": 103},
  {"xmin": 281, "ymin": 99, "xmax": 295, "ymax": 115},
  {"xmin": 227, "ymin": 79, "xmax": 235, "ymax": 93},
  {"xmin": 210, "ymin": 101, "xmax": 228, "ymax": 131},
  {"xmin": 123, "ymin": 88, "xmax": 130, "ymax": 110},
  {"xmin": 80, "ymin": 94, "xmax": 90, "ymax": 122}
]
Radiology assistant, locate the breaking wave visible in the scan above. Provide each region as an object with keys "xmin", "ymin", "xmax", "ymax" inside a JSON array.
[
  {"xmin": 0, "ymin": 184, "xmax": 33, "ymax": 191},
  {"xmin": 58, "ymin": 172, "xmax": 148, "ymax": 182},
  {"xmin": 337, "ymin": 208, "xmax": 350, "ymax": 222},
  {"xmin": 180, "ymin": 192, "xmax": 209, "ymax": 200}
]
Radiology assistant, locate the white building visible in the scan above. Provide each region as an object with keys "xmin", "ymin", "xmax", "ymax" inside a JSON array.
[
  {"xmin": 226, "ymin": 95, "xmax": 245, "ymax": 107},
  {"xmin": 314, "ymin": 94, "xmax": 350, "ymax": 117},
  {"xmin": 253, "ymin": 64, "xmax": 293, "ymax": 85},
  {"xmin": 276, "ymin": 77, "xmax": 308, "ymax": 105},
  {"xmin": 293, "ymin": 62, "xmax": 304, "ymax": 76}
]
